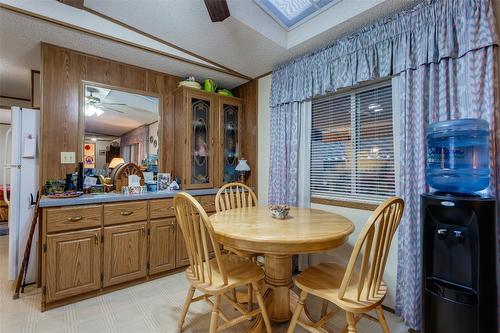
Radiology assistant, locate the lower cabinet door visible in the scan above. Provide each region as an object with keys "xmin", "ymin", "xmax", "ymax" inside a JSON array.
[
  {"xmin": 176, "ymin": 225, "xmax": 190, "ymax": 268},
  {"xmin": 103, "ymin": 222, "xmax": 147, "ymax": 287},
  {"xmin": 149, "ymin": 218, "xmax": 176, "ymax": 274},
  {"xmin": 46, "ymin": 228, "xmax": 101, "ymax": 302}
]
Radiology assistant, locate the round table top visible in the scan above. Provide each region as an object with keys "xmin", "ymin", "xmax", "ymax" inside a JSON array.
[{"xmin": 210, "ymin": 206, "xmax": 355, "ymax": 255}]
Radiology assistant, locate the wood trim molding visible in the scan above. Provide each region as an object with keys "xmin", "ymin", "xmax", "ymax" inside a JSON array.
[
  {"xmin": 31, "ymin": 69, "xmax": 41, "ymax": 108},
  {"xmin": 0, "ymin": 3, "xmax": 251, "ymax": 81},
  {"xmin": 254, "ymin": 71, "xmax": 272, "ymax": 80},
  {"xmin": 82, "ymin": 6, "xmax": 250, "ymax": 80},
  {"xmin": 0, "ymin": 95, "xmax": 31, "ymax": 102},
  {"xmin": 311, "ymin": 197, "xmax": 378, "ymax": 211}
]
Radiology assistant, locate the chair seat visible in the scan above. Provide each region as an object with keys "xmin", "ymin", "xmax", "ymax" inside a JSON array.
[
  {"xmin": 295, "ymin": 262, "xmax": 387, "ymax": 313},
  {"xmin": 186, "ymin": 254, "xmax": 264, "ymax": 294}
]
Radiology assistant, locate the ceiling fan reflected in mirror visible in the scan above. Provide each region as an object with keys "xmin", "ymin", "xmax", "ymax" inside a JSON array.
[{"xmin": 85, "ymin": 87, "xmax": 126, "ymax": 117}]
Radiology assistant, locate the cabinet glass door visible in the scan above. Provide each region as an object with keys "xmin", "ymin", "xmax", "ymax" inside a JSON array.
[
  {"xmin": 222, "ymin": 103, "xmax": 239, "ymax": 183},
  {"xmin": 191, "ymin": 98, "xmax": 211, "ymax": 184}
]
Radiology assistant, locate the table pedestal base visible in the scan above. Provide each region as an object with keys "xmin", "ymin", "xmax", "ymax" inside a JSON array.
[{"xmin": 264, "ymin": 254, "xmax": 293, "ymax": 322}]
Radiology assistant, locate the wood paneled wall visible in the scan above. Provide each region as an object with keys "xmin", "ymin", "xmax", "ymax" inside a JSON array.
[
  {"xmin": 41, "ymin": 43, "xmax": 180, "ymax": 182},
  {"xmin": 41, "ymin": 43, "xmax": 259, "ymax": 188},
  {"xmin": 233, "ymin": 79, "xmax": 258, "ymax": 188}
]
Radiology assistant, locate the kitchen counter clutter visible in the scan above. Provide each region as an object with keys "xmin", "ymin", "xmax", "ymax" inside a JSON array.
[
  {"xmin": 39, "ymin": 188, "xmax": 219, "ymax": 311},
  {"xmin": 39, "ymin": 188, "xmax": 218, "ymax": 207}
]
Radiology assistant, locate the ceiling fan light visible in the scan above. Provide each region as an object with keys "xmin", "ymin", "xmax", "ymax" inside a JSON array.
[{"xmin": 85, "ymin": 104, "xmax": 104, "ymax": 117}]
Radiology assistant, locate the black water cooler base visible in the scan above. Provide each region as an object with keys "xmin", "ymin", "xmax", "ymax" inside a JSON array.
[{"xmin": 421, "ymin": 193, "xmax": 497, "ymax": 333}]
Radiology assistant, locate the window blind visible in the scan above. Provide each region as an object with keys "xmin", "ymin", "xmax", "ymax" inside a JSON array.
[{"xmin": 311, "ymin": 83, "xmax": 395, "ymax": 205}]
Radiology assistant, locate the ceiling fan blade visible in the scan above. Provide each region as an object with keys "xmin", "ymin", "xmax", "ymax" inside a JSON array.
[
  {"xmin": 103, "ymin": 107, "xmax": 125, "ymax": 114},
  {"xmin": 204, "ymin": 0, "xmax": 230, "ymax": 22}
]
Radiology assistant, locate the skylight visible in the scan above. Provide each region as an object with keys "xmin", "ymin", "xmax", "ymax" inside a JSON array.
[{"xmin": 255, "ymin": 0, "xmax": 340, "ymax": 30}]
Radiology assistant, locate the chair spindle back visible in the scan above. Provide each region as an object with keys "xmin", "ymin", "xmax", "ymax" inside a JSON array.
[
  {"xmin": 338, "ymin": 197, "xmax": 404, "ymax": 302},
  {"xmin": 215, "ymin": 182, "xmax": 258, "ymax": 212},
  {"xmin": 174, "ymin": 192, "xmax": 227, "ymax": 286}
]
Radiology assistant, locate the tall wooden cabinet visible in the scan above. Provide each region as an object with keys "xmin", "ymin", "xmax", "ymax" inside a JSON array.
[{"xmin": 174, "ymin": 87, "xmax": 242, "ymax": 189}]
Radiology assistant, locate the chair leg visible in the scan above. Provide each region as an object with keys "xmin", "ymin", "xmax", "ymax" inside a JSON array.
[
  {"xmin": 375, "ymin": 306, "xmax": 390, "ymax": 333},
  {"xmin": 232, "ymin": 288, "xmax": 238, "ymax": 302},
  {"xmin": 209, "ymin": 295, "xmax": 221, "ymax": 333},
  {"xmin": 346, "ymin": 312, "xmax": 357, "ymax": 333},
  {"xmin": 248, "ymin": 283, "xmax": 253, "ymax": 312},
  {"xmin": 252, "ymin": 281, "xmax": 272, "ymax": 333},
  {"xmin": 287, "ymin": 290, "xmax": 308, "ymax": 333},
  {"xmin": 178, "ymin": 286, "xmax": 195, "ymax": 331},
  {"xmin": 320, "ymin": 299, "xmax": 329, "ymax": 318}
]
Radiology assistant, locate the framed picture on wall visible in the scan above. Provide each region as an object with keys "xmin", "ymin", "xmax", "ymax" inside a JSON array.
[{"xmin": 157, "ymin": 173, "xmax": 171, "ymax": 191}]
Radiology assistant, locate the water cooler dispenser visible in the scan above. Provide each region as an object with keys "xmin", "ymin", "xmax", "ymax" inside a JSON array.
[{"xmin": 422, "ymin": 119, "xmax": 497, "ymax": 333}]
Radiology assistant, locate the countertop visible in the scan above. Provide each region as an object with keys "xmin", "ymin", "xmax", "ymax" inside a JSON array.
[{"xmin": 39, "ymin": 188, "xmax": 220, "ymax": 208}]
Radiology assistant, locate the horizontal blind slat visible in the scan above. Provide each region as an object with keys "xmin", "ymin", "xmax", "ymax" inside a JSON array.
[{"xmin": 311, "ymin": 82, "xmax": 395, "ymax": 205}]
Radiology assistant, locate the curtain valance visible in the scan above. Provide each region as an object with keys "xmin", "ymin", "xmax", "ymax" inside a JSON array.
[{"xmin": 270, "ymin": 0, "xmax": 498, "ymax": 108}]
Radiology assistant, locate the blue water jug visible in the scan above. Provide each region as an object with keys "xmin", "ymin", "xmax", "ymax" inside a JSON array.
[{"xmin": 426, "ymin": 119, "xmax": 490, "ymax": 194}]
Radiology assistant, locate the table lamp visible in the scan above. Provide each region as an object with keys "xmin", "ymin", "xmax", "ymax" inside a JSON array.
[
  {"xmin": 235, "ymin": 158, "xmax": 250, "ymax": 183},
  {"xmin": 109, "ymin": 157, "xmax": 125, "ymax": 169}
]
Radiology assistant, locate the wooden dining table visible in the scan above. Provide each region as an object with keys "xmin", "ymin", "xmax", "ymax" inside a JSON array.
[{"xmin": 210, "ymin": 206, "xmax": 355, "ymax": 330}]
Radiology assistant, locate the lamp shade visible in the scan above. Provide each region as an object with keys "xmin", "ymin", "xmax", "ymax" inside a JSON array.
[
  {"xmin": 235, "ymin": 159, "xmax": 250, "ymax": 172},
  {"xmin": 109, "ymin": 157, "xmax": 125, "ymax": 169}
]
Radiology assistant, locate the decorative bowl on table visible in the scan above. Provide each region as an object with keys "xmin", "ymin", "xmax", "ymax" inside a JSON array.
[{"xmin": 269, "ymin": 205, "xmax": 290, "ymax": 220}]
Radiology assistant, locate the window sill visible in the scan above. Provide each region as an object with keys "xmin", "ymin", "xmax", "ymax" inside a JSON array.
[{"xmin": 311, "ymin": 197, "xmax": 378, "ymax": 211}]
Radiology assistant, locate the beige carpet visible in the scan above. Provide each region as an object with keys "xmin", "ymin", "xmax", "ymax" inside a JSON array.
[{"xmin": 0, "ymin": 236, "xmax": 409, "ymax": 333}]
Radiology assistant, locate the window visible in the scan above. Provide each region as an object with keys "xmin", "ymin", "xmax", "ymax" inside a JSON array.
[
  {"xmin": 255, "ymin": 0, "xmax": 340, "ymax": 30},
  {"xmin": 310, "ymin": 82, "xmax": 395, "ymax": 206}
]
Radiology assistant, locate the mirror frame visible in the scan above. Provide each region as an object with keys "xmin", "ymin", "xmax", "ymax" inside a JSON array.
[{"xmin": 79, "ymin": 80, "xmax": 164, "ymax": 172}]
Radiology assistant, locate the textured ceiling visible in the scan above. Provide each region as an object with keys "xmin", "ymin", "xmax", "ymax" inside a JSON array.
[
  {"xmin": 85, "ymin": 0, "xmax": 418, "ymax": 78},
  {"xmin": 0, "ymin": 0, "xmax": 418, "ymax": 101},
  {"xmin": 0, "ymin": 8, "xmax": 247, "ymax": 100}
]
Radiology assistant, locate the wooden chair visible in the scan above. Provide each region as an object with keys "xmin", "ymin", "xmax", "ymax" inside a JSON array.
[
  {"xmin": 215, "ymin": 182, "xmax": 261, "ymax": 309},
  {"xmin": 287, "ymin": 197, "xmax": 404, "ymax": 333},
  {"xmin": 174, "ymin": 192, "xmax": 272, "ymax": 333}
]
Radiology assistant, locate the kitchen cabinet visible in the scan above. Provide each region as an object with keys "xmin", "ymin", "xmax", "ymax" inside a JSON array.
[
  {"xmin": 103, "ymin": 222, "xmax": 148, "ymax": 287},
  {"xmin": 41, "ymin": 193, "xmax": 217, "ymax": 310},
  {"xmin": 150, "ymin": 218, "xmax": 176, "ymax": 274},
  {"xmin": 174, "ymin": 87, "xmax": 243, "ymax": 189},
  {"xmin": 217, "ymin": 97, "xmax": 242, "ymax": 184},
  {"xmin": 46, "ymin": 229, "xmax": 101, "ymax": 302}
]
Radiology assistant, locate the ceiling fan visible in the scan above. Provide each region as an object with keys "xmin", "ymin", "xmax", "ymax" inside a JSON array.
[
  {"xmin": 85, "ymin": 88, "xmax": 126, "ymax": 114},
  {"xmin": 204, "ymin": 0, "xmax": 230, "ymax": 22}
]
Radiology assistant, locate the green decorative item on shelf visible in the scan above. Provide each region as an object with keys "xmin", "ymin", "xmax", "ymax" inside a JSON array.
[
  {"xmin": 217, "ymin": 88, "xmax": 234, "ymax": 97},
  {"xmin": 203, "ymin": 78, "xmax": 217, "ymax": 92}
]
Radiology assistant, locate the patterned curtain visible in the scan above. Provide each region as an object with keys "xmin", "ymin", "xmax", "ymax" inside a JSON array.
[
  {"xmin": 267, "ymin": 0, "xmax": 499, "ymax": 329},
  {"xmin": 395, "ymin": 46, "xmax": 499, "ymax": 330},
  {"xmin": 269, "ymin": 0, "xmax": 499, "ymax": 206}
]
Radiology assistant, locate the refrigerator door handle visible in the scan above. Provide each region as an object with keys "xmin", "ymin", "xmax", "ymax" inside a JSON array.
[{"xmin": 2, "ymin": 128, "xmax": 12, "ymax": 206}]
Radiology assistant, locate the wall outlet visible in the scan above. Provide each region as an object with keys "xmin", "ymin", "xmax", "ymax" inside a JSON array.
[{"xmin": 60, "ymin": 152, "xmax": 75, "ymax": 164}]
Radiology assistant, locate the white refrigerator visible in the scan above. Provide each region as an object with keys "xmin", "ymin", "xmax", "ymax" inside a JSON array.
[{"xmin": 2, "ymin": 107, "xmax": 40, "ymax": 283}]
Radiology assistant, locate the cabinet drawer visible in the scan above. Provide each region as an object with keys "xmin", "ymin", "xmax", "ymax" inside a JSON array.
[
  {"xmin": 150, "ymin": 199, "xmax": 175, "ymax": 219},
  {"xmin": 104, "ymin": 201, "xmax": 148, "ymax": 225},
  {"xmin": 197, "ymin": 195, "xmax": 216, "ymax": 213},
  {"xmin": 46, "ymin": 205, "xmax": 102, "ymax": 233}
]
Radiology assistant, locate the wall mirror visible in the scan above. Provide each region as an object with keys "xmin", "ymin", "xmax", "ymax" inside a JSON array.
[{"xmin": 81, "ymin": 82, "xmax": 161, "ymax": 184}]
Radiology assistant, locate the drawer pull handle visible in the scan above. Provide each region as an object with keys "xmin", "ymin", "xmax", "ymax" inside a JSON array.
[
  {"xmin": 67, "ymin": 216, "xmax": 83, "ymax": 222},
  {"xmin": 120, "ymin": 210, "xmax": 133, "ymax": 216},
  {"xmin": 94, "ymin": 234, "xmax": 99, "ymax": 245},
  {"xmin": 141, "ymin": 226, "xmax": 146, "ymax": 236}
]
